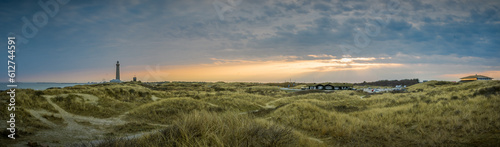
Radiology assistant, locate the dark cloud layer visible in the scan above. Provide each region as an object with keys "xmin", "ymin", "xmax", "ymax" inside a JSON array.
[{"xmin": 0, "ymin": 0, "xmax": 499, "ymax": 82}]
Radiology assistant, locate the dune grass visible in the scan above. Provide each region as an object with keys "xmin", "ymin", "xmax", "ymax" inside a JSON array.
[
  {"xmin": 8, "ymin": 89, "xmax": 58, "ymax": 112},
  {"xmin": 41, "ymin": 114, "xmax": 66, "ymax": 126},
  {"xmin": 92, "ymin": 111, "xmax": 323, "ymax": 147},
  {"xmin": 4, "ymin": 80, "xmax": 500, "ymax": 146},
  {"xmin": 201, "ymin": 97, "xmax": 262, "ymax": 112},
  {"xmin": 105, "ymin": 122, "xmax": 161, "ymax": 137},
  {"xmin": 125, "ymin": 97, "xmax": 224, "ymax": 124},
  {"xmin": 266, "ymin": 80, "xmax": 500, "ymax": 146},
  {"xmin": 51, "ymin": 94, "xmax": 127, "ymax": 118},
  {"xmin": 0, "ymin": 106, "xmax": 51, "ymax": 140},
  {"xmin": 0, "ymin": 89, "xmax": 55, "ymax": 139}
]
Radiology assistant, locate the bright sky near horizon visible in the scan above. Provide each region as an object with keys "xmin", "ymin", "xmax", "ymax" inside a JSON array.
[{"xmin": 1, "ymin": 0, "xmax": 499, "ymax": 83}]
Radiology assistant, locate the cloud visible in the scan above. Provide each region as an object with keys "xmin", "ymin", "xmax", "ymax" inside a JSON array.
[
  {"xmin": 146, "ymin": 55, "xmax": 402, "ymax": 82},
  {"xmin": 1, "ymin": 0, "xmax": 499, "ymax": 82},
  {"xmin": 307, "ymin": 54, "xmax": 336, "ymax": 58}
]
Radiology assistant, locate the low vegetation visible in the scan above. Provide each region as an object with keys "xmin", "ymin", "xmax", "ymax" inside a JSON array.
[
  {"xmin": 0, "ymin": 80, "xmax": 499, "ymax": 146},
  {"xmin": 51, "ymin": 94, "xmax": 124, "ymax": 118},
  {"xmin": 106, "ymin": 122, "xmax": 159, "ymax": 136},
  {"xmin": 93, "ymin": 111, "xmax": 321, "ymax": 147},
  {"xmin": 125, "ymin": 97, "xmax": 224, "ymax": 124}
]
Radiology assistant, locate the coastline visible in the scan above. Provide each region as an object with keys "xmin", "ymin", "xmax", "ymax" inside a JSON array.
[{"xmin": 0, "ymin": 82, "xmax": 88, "ymax": 90}]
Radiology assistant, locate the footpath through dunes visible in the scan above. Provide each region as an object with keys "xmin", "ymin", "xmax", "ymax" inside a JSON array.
[
  {"xmin": 41, "ymin": 95, "xmax": 126, "ymax": 126},
  {"xmin": 16, "ymin": 94, "xmax": 125, "ymax": 146},
  {"xmin": 12, "ymin": 92, "xmax": 170, "ymax": 147},
  {"xmin": 261, "ymin": 81, "xmax": 500, "ymax": 146},
  {"xmin": 3, "ymin": 81, "xmax": 500, "ymax": 146},
  {"xmin": 85, "ymin": 110, "xmax": 325, "ymax": 147}
]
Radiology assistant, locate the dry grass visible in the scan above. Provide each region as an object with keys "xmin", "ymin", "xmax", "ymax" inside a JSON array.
[
  {"xmin": 270, "ymin": 102, "xmax": 364, "ymax": 138},
  {"xmin": 0, "ymin": 89, "xmax": 55, "ymax": 139},
  {"xmin": 0, "ymin": 106, "xmax": 51, "ymax": 139},
  {"xmin": 51, "ymin": 94, "xmax": 124, "ymax": 118},
  {"xmin": 7, "ymin": 89, "xmax": 58, "ymax": 112},
  {"xmin": 105, "ymin": 122, "xmax": 160, "ymax": 136},
  {"xmin": 91, "ymin": 111, "xmax": 322, "ymax": 147},
  {"xmin": 213, "ymin": 91, "xmax": 277, "ymax": 105},
  {"xmin": 201, "ymin": 97, "xmax": 262, "ymax": 112},
  {"xmin": 125, "ymin": 98, "xmax": 224, "ymax": 124},
  {"xmin": 267, "ymin": 80, "xmax": 500, "ymax": 146},
  {"xmin": 41, "ymin": 114, "xmax": 66, "ymax": 126},
  {"xmin": 4, "ymin": 80, "xmax": 500, "ymax": 146}
]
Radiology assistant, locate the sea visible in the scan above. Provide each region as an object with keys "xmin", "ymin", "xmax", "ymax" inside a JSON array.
[{"xmin": 0, "ymin": 83, "xmax": 88, "ymax": 90}]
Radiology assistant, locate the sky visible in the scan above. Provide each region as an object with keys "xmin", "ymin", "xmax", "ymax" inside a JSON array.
[{"xmin": 1, "ymin": 0, "xmax": 499, "ymax": 83}]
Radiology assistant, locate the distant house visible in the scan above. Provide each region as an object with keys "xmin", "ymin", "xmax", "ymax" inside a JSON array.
[
  {"xmin": 460, "ymin": 74, "xmax": 493, "ymax": 82},
  {"xmin": 307, "ymin": 83, "xmax": 353, "ymax": 90}
]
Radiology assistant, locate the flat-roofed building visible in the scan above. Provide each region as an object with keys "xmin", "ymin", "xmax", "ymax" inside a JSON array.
[
  {"xmin": 307, "ymin": 83, "xmax": 353, "ymax": 90},
  {"xmin": 460, "ymin": 74, "xmax": 493, "ymax": 82}
]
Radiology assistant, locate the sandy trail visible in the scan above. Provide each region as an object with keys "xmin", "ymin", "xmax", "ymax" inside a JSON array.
[
  {"xmin": 17, "ymin": 93, "xmax": 322, "ymax": 146},
  {"xmin": 26, "ymin": 109, "xmax": 59, "ymax": 128},
  {"xmin": 263, "ymin": 97, "xmax": 283, "ymax": 109},
  {"xmin": 42, "ymin": 95, "xmax": 127, "ymax": 126},
  {"xmin": 15, "ymin": 94, "xmax": 163, "ymax": 146},
  {"xmin": 239, "ymin": 98, "xmax": 283, "ymax": 115},
  {"xmin": 151, "ymin": 95, "xmax": 161, "ymax": 101},
  {"xmin": 308, "ymin": 137, "xmax": 324, "ymax": 143}
]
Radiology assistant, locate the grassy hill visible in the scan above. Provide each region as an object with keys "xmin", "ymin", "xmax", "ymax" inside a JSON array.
[{"xmin": 1, "ymin": 80, "xmax": 499, "ymax": 146}]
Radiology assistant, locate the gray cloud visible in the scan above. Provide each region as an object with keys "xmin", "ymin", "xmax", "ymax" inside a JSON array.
[{"xmin": 1, "ymin": 0, "xmax": 499, "ymax": 82}]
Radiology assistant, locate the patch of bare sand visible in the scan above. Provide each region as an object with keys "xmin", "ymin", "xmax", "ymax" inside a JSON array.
[{"xmin": 151, "ymin": 95, "xmax": 161, "ymax": 101}]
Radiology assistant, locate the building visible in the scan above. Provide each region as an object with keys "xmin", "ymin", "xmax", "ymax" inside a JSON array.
[
  {"xmin": 116, "ymin": 61, "xmax": 120, "ymax": 80},
  {"xmin": 110, "ymin": 61, "xmax": 122, "ymax": 83},
  {"xmin": 307, "ymin": 83, "xmax": 353, "ymax": 90},
  {"xmin": 460, "ymin": 74, "xmax": 493, "ymax": 82}
]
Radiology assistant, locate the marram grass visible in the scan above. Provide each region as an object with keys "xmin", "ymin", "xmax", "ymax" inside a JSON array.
[{"xmin": 1, "ymin": 81, "xmax": 499, "ymax": 146}]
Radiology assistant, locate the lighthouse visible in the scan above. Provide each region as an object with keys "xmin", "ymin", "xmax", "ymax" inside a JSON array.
[
  {"xmin": 116, "ymin": 61, "xmax": 120, "ymax": 80},
  {"xmin": 110, "ymin": 61, "xmax": 122, "ymax": 83}
]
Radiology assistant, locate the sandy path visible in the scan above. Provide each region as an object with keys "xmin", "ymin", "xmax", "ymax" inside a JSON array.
[
  {"xmin": 263, "ymin": 98, "xmax": 283, "ymax": 109},
  {"xmin": 43, "ymin": 95, "xmax": 126, "ymax": 126},
  {"xmin": 308, "ymin": 137, "xmax": 324, "ymax": 143},
  {"xmin": 16, "ymin": 94, "xmax": 147, "ymax": 146},
  {"xmin": 151, "ymin": 95, "xmax": 161, "ymax": 101},
  {"xmin": 26, "ymin": 109, "xmax": 58, "ymax": 128},
  {"xmin": 18, "ymin": 93, "xmax": 318, "ymax": 146},
  {"xmin": 238, "ymin": 98, "xmax": 283, "ymax": 115}
]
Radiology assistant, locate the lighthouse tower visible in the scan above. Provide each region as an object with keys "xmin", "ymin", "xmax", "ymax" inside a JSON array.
[
  {"xmin": 110, "ymin": 61, "xmax": 122, "ymax": 83},
  {"xmin": 116, "ymin": 61, "xmax": 120, "ymax": 80}
]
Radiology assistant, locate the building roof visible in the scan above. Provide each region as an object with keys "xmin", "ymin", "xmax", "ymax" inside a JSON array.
[{"xmin": 460, "ymin": 74, "xmax": 493, "ymax": 80}]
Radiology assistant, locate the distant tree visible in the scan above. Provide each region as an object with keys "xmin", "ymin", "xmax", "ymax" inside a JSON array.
[{"xmin": 354, "ymin": 78, "xmax": 419, "ymax": 87}]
